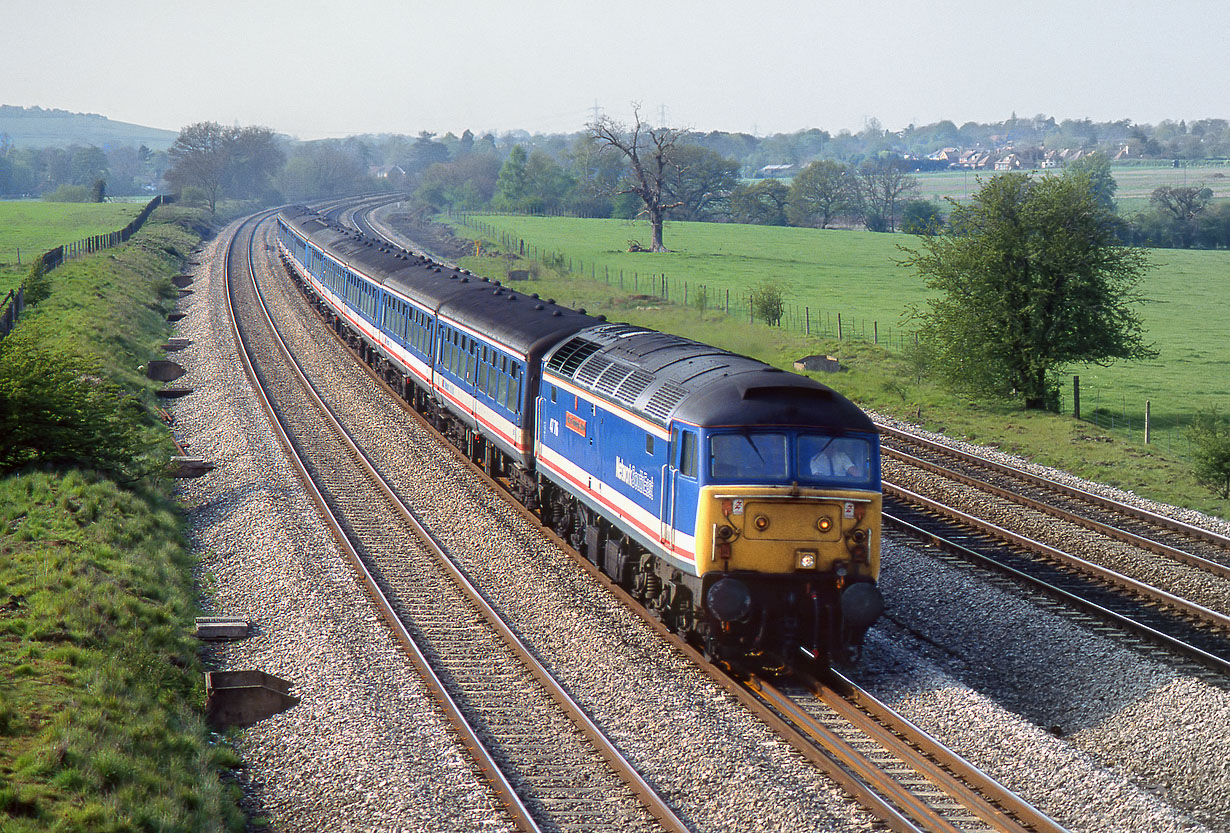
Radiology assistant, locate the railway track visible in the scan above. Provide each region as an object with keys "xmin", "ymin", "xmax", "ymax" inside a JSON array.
[
  {"xmin": 880, "ymin": 424, "xmax": 1230, "ymax": 578},
  {"xmin": 306, "ymin": 200, "xmax": 1074, "ymax": 833},
  {"xmin": 876, "ymin": 428, "xmax": 1230, "ymax": 675},
  {"xmin": 224, "ymin": 212, "xmax": 689, "ymax": 833}
]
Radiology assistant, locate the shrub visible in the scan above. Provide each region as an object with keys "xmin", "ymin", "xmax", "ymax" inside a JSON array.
[
  {"xmin": 0, "ymin": 330, "xmax": 150, "ymax": 478},
  {"xmin": 24, "ymin": 258, "xmax": 51, "ymax": 306},
  {"xmin": 1190, "ymin": 408, "xmax": 1230, "ymax": 498},
  {"xmin": 750, "ymin": 280, "xmax": 785, "ymax": 326},
  {"xmin": 42, "ymin": 185, "xmax": 92, "ymax": 203}
]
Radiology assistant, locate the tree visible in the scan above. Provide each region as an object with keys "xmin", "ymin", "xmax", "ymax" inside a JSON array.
[
  {"xmin": 1150, "ymin": 184, "xmax": 1213, "ymax": 247},
  {"xmin": 1065, "ymin": 151, "xmax": 1117, "ymax": 212},
  {"xmin": 276, "ymin": 139, "xmax": 371, "ymax": 201},
  {"xmin": 224, "ymin": 125, "xmax": 285, "ymax": 200},
  {"xmin": 492, "ymin": 145, "xmax": 529, "ymax": 210},
  {"xmin": 1189, "ymin": 409, "xmax": 1230, "ymax": 498},
  {"xmin": 663, "ymin": 145, "xmax": 740, "ymax": 221},
  {"xmin": 165, "ymin": 122, "xmax": 231, "ymax": 214},
  {"xmin": 786, "ymin": 160, "xmax": 853, "ymax": 229},
  {"xmin": 856, "ymin": 157, "xmax": 919, "ymax": 232},
  {"xmin": 588, "ymin": 106, "xmax": 683, "ymax": 252},
  {"xmin": 899, "ymin": 199, "xmax": 944, "ymax": 235},
  {"xmin": 730, "ymin": 179, "xmax": 789, "ymax": 226},
  {"xmin": 906, "ymin": 170, "xmax": 1155, "ymax": 410}
]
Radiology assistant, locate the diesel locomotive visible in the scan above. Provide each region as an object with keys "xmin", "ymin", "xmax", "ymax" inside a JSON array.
[{"xmin": 276, "ymin": 206, "xmax": 884, "ymax": 665}]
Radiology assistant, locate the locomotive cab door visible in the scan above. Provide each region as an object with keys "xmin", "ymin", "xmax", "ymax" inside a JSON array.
[{"xmin": 664, "ymin": 426, "xmax": 700, "ymax": 558}]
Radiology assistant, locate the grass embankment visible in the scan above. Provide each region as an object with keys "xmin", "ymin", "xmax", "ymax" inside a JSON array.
[
  {"xmin": 0, "ymin": 206, "xmax": 246, "ymax": 832},
  {"xmin": 444, "ymin": 214, "xmax": 1230, "ymax": 519},
  {"xmin": 0, "ymin": 202, "xmax": 145, "ymax": 296}
]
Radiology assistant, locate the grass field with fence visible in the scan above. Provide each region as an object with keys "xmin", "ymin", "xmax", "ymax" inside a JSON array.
[
  {"xmin": 0, "ymin": 201, "xmax": 143, "ymax": 295},
  {"xmin": 445, "ymin": 213, "xmax": 1230, "ymax": 487}
]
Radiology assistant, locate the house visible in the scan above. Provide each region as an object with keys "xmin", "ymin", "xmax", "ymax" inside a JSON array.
[
  {"xmin": 994, "ymin": 153, "xmax": 1021, "ymax": 171},
  {"xmin": 370, "ymin": 164, "xmax": 407, "ymax": 183},
  {"xmin": 758, "ymin": 164, "xmax": 795, "ymax": 178}
]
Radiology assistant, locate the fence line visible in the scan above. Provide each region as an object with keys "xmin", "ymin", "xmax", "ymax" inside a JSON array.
[
  {"xmin": 448, "ymin": 210, "xmax": 917, "ymax": 351},
  {"xmin": 447, "ymin": 212, "xmax": 1217, "ymax": 454},
  {"xmin": 0, "ymin": 195, "xmax": 171, "ymax": 341}
]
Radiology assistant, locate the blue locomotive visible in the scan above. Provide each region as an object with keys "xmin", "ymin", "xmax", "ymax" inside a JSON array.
[{"xmin": 276, "ymin": 206, "xmax": 883, "ymax": 664}]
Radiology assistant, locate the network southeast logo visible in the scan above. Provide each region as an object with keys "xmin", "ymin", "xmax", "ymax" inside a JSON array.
[{"xmin": 615, "ymin": 456, "xmax": 655, "ymax": 499}]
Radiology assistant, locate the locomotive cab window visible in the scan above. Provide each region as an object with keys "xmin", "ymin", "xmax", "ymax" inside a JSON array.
[
  {"xmin": 709, "ymin": 432, "xmax": 788, "ymax": 481},
  {"xmin": 799, "ymin": 434, "xmax": 874, "ymax": 486}
]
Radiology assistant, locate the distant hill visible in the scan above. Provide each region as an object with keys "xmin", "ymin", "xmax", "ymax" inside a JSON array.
[{"xmin": 0, "ymin": 105, "xmax": 179, "ymax": 151}]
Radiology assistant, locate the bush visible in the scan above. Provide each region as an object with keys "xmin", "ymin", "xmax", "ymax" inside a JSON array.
[
  {"xmin": 751, "ymin": 280, "xmax": 785, "ymax": 326},
  {"xmin": 41, "ymin": 185, "xmax": 92, "ymax": 203},
  {"xmin": 0, "ymin": 330, "xmax": 151, "ymax": 479},
  {"xmin": 1190, "ymin": 408, "xmax": 1230, "ymax": 498},
  {"xmin": 24, "ymin": 259, "xmax": 51, "ymax": 306}
]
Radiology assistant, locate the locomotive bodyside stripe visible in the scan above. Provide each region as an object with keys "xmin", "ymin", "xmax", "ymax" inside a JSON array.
[{"xmin": 537, "ymin": 444, "xmax": 698, "ymax": 572}]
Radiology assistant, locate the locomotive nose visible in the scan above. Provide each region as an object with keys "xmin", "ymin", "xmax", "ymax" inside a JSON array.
[{"xmin": 706, "ymin": 577, "xmax": 753, "ymax": 623}]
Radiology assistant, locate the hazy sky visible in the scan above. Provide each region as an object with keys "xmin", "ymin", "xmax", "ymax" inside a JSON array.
[{"xmin": 5, "ymin": 0, "xmax": 1227, "ymax": 140}]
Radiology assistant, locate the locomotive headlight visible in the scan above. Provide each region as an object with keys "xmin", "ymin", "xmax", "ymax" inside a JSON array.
[
  {"xmin": 753, "ymin": 514, "xmax": 770, "ymax": 531},
  {"xmin": 816, "ymin": 517, "xmax": 833, "ymax": 532},
  {"xmin": 796, "ymin": 550, "xmax": 818, "ymax": 570}
]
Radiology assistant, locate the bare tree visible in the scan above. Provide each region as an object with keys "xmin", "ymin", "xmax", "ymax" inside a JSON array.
[
  {"xmin": 588, "ymin": 105, "xmax": 683, "ymax": 252},
  {"xmin": 856, "ymin": 157, "xmax": 919, "ymax": 232}
]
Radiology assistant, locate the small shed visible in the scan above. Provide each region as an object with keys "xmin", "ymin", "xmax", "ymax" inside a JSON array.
[{"xmin": 794, "ymin": 354, "xmax": 844, "ymax": 373}]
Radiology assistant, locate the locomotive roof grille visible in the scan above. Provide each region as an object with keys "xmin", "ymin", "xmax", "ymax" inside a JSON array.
[
  {"xmin": 644, "ymin": 381, "xmax": 690, "ymax": 422},
  {"xmin": 594, "ymin": 362, "xmax": 638, "ymax": 397},
  {"xmin": 575, "ymin": 354, "xmax": 613, "ymax": 387},
  {"xmin": 548, "ymin": 337, "xmax": 602, "ymax": 375},
  {"xmin": 614, "ymin": 369, "xmax": 655, "ymax": 403}
]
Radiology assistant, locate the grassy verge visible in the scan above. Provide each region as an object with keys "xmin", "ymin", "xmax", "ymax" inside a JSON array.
[
  {"xmin": 443, "ymin": 214, "xmax": 1228, "ymax": 519},
  {"xmin": 0, "ymin": 206, "xmax": 246, "ymax": 832}
]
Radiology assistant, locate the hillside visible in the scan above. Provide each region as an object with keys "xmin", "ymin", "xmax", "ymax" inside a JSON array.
[{"xmin": 0, "ymin": 105, "xmax": 178, "ymax": 150}]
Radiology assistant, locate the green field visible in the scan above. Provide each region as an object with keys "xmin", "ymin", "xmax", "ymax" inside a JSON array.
[
  {"xmin": 912, "ymin": 164, "xmax": 1230, "ymax": 213},
  {"xmin": 442, "ymin": 213, "xmax": 1230, "ymax": 514},
  {"xmin": 0, "ymin": 201, "xmax": 144, "ymax": 296}
]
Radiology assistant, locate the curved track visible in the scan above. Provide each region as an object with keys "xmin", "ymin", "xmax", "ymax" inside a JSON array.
[{"xmin": 224, "ymin": 211, "xmax": 689, "ymax": 833}]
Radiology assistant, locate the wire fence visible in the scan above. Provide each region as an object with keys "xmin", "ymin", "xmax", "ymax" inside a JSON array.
[
  {"xmin": 0, "ymin": 195, "xmax": 171, "ymax": 342},
  {"xmin": 450, "ymin": 211, "xmax": 1209, "ymax": 456},
  {"xmin": 452, "ymin": 212, "xmax": 918, "ymax": 350}
]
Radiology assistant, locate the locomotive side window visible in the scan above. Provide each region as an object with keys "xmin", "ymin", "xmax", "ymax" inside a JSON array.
[
  {"xmin": 679, "ymin": 431, "xmax": 697, "ymax": 478},
  {"xmin": 550, "ymin": 385, "xmax": 557, "ymax": 403},
  {"xmin": 645, "ymin": 434, "xmax": 654, "ymax": 455}
]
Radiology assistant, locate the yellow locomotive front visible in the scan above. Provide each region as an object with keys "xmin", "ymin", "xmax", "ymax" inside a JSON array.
[{"xmin": 689, "ymin": 429, "xmax": 883, "ymax": 665}]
